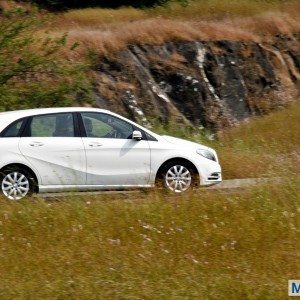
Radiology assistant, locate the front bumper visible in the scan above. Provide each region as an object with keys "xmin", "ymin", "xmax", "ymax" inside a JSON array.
[
  {"xmin": 194, "ymin": 157, "xmax": 222, "ymax": 186},
  {"xmin": 201, "ymin": 172, "xmax": 222, "ymax": 186}
]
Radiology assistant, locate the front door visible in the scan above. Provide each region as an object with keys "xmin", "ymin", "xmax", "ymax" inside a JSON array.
[
  {"xmin": 80, "ymin": 112, "xmax": 151, "ymax": 186},
  {"xmin": 19, "ymin": 113, "xmax": 86, "ymax": 186}
]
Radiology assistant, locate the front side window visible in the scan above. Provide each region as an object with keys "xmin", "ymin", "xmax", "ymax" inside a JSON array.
[
  {"xmin": 81, "ymin": 112, "xmax": 134, "ymax": 139},
  {"xmin": 1, "ymin": 119, "xmax": 25, "ymax": 138},
  {"xmin": 28, "ymin": 113, "xmax": 74, "ymax": 137}
]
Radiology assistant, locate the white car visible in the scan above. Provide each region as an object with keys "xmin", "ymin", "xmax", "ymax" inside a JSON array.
[{"xmin": 0, "ymin": 107, "xmax": 222, "ymax": 200}]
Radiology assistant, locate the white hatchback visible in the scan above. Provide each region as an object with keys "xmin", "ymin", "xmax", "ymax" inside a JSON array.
[{"xmin": 0, "ymin": 107, "xmax": 222, "ymax": 200}]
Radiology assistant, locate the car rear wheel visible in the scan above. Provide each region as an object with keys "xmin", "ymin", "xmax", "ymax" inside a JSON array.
[
  {"xmin": 0, "ymin": 168, "xmax": 34, "ymax": 200},
  {"xmin": 158, "ymin": 161, "xmax": 197, "ymax": 193}
]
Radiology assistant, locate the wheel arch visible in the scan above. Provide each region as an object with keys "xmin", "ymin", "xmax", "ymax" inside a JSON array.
[
  {"xmin": 155, "ymin": 157, "xmax": 200, "ymax": 184},
  {"xmin": 0, "ymin": 163, "xmax": 39, "ymax": 192}
]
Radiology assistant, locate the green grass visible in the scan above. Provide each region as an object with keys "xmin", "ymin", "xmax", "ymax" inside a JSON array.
[
  {"xmin": 215, "ymin": 102, "xmax": 300, "ymax": 179},
  {"xmin": 0, "ymin": 179, "xmax": 299, "ymax": 299},
  {"xmin": 155, "ymin": 101, "xmax": 300, "ymax": 179},
  {"xmin": 0, "ymin": 103, "xmax": 299, "ymax": 298}
]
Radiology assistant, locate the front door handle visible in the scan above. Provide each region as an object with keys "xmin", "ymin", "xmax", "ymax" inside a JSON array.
[
  {"xmin": 29, "ymin": 142, "xmax": 44, "ymax": 147},
  {"xmin": 88, "ymin": 142, "xmax": 103, "ymax": 148}
]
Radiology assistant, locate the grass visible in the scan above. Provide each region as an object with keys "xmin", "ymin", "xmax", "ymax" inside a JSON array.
[
  {"xmin": 73, "ymin": 17, "xmax": 298, "ymax": 57},
  {"xmin": 49, "ymin": 0, "xmax": 300, "ymax": 57},
  {"xmin": 63, "ymin": 0, "xmax": 300, "ymax": 26},
  {"xmin": 0, "ymin": 100, "xmax": 299, "ymax": 299},
  {"xmin": 59, "ymin": 12, "xmax": 299, "ymax": 59},
  {"xmin": 154, "ymin": 101, "xmax": 300, "ymax": 179},
  {"xmin": 2, "ymin": 1, "xmax": 299, "ymax": 58},
  {"xmin": 63, "ymin": 7, "xmax": 147, "ymax": 26},
  {"xmin": 215, "ymin": 102, "xmax": 300, "ymax": 179},
  {"xmin": 0, "ymin": 3, "xmax": 299, "ymax": 297},
  {"xmin": 0, "ymin": 179, "xmax": 299, "ymax": 299}
]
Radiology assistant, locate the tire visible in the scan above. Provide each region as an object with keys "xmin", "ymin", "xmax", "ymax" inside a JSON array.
[
  {"xmin": 0, "ymin": 167, "xmax": 35, "ymax": 201},
  {"xmin": 157, "ymin": 160, "xmax": 197, "ymax": 193}
]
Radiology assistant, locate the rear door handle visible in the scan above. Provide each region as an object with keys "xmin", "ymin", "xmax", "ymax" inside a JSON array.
[
  {"xmin": 29, "ymin": 142, "xmax": 44, "ymax": 147},
  {"xmin": 88, "ymin": 142, "xmax": 103, "ymax": 148}
]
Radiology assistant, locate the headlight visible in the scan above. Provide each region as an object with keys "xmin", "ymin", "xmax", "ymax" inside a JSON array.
[{"xmin": 196, "ymin": 149, "xmax": 216, "ymax": 161}]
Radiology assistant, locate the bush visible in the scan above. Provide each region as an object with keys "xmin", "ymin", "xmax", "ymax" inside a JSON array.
[{"xmin": 0, "ymin": 9, "xmax": 92, "ymax": 111}]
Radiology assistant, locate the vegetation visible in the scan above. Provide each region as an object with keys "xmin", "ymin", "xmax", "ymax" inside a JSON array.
[
  {"xmin": 25, "ymin": 0, "xmax": 188, "ymax": 9},
  {"xmin": 215, "ymin": 103, "xmax": 300, "ymax": 179},
  {"xmin": 154, "ymin": 102, "xmax": 300, "ymax": 179},
  {"xmin": 63, "ymin": 0, "xmax": 300, "ymax": 25},
  {"xmin": 0, "ymin": 9, "xmax": 92, "ymax": 112},
  {"xmin": 0, "ymin": 101, "xmax": 299, "ymax": 299},
  {"xmin": 0, "ymin": 178, "xmax": 299, "ymax": 298},
  {"xmin": 58, "ymin": 0, "xmax": 299, "ymax": 57},
  {"xmin": 0, "ymin": 3, "xmax": 298, "ymax": 297},
  {"xmin": 1, "ymin": 1, "xmax": 299, "ymax": 58}
]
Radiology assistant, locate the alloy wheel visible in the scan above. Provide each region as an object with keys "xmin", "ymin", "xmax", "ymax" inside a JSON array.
[
  {"xmin": 1, "ymin": 172, "xmax": 30, "ymax": 200},
  {"xmin": 165, "ymin": 165, "xmax": 192, "ymax": 193}
]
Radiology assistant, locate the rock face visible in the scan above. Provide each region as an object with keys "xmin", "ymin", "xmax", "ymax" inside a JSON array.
[{"xmin": 92, "ymin": 35, "xmax": 300, "ymax": 130}]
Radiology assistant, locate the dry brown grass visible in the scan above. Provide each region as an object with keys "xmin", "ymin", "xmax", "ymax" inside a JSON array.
[
  {"xmin": 50, "ymin": 10, "xmax": 299, "ymax": 59},
  {"xmin": 61, "ymin": 19, "xmax": 255, "ymax": 57},
  {"xmin": 3, "ymin": 1, "xmax": 299, "ymax": 58},
  {"xmin": 62, "ymin": 0, "xmax": 300, "ymax": 26},
  {"xmin": 63, "ymin": 7, "xmax": 147, "ymax": 26},
  {"xmin": 21, "ymin": 0, "xmax": 294, "ymax": 59},
  {"xmin": 0, "ymin": 0, "xmax": 32, "ymax": 11}
]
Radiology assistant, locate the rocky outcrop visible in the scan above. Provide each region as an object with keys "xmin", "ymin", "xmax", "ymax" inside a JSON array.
[{"xmin": 91, "ymin": 35, "xmax": 299, "ymax": 130}]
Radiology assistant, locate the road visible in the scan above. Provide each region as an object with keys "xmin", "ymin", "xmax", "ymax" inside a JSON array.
[
  {"xmin": 37, "ymin": 177, "xmax": 282, "ymax": 199},
  {"xmin": 207, "ymin": 177, "xmax": 282, "ymax": 189}
]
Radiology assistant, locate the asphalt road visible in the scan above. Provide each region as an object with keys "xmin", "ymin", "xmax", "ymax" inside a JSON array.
[{"xmin": 37, "ymin": 177, "xmax": 282, "ymax": 199}]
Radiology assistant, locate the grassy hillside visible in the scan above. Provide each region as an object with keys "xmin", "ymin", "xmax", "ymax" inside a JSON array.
[
  {"xmin": 2, "ymin": 1, "xmax": 298, "ymax": 57},
  {"xmin": 0, "ymin": 3, "xmax": 298, "ymax": 296},
  {"xmin": 55, "ymin": 0, "xmax": 300, "ymax": 57},
  {"xmin": 63, "ymin": 0, "xmax": 300, "ymax": 25},
  {"xmin": 0, "ymin": 1, "xmax": 298, "ymax": 106},
  {"xmin": 0, "ymin": 179, "xmax": 299, "ymax": 299},
  {"xmin": 0, "ymin": 102, "xmax": 299, "ymax": 299},
  {"xmin": 154, "ymin": 101, "xmax": 300, "ymax": 179},
  {"xmin": 216, "ymin": 102, "xmax": 300, "ymax": 179}
]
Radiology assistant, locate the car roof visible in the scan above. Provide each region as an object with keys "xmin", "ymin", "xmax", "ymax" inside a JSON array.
[
  {"xmin": 0, "ymin": 107, "xmax": 160, "ymax": 139},
  {"xmin": 0, "ymin": 107, "xmax": 110, "ymax": 118}
]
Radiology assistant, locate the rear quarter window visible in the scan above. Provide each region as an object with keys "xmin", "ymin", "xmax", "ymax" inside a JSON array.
[{"xmin": 0, "ymin": 118, "xmax": 26, "ymax": 138}]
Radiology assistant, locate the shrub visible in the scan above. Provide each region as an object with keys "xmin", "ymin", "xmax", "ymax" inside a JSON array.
[{"xmin": 0, "ymin": 9, "xmax": 92, "ymax": 111}]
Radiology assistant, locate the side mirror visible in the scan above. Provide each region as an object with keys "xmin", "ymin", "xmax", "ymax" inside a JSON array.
[{"xmin": 132, "ymin": 130, "xmax": 142, "ymax": 141}]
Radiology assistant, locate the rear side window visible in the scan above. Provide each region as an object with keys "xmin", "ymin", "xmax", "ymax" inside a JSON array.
[
  {"xmin": 1, "ymin": 119, "xmax": 25, "ymax": 138},
  {"xmin": 27, "ymin": 113, "xmax": 75, "ymax": 137}
]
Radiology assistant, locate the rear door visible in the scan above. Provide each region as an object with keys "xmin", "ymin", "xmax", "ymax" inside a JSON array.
[
  {"xmin": 80, "ymin": 112, "xmax": 151, "ymax": 186},
  {"xmin": 19, "ymin": 113, "xmax": 86, "ymax": 186}
]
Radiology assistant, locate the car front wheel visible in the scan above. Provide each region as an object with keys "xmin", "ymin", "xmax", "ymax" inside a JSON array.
[
  {"xmin": 0, "ymin": 168, "xmax": 34, "ymax": 200},
  {"xmin": 159, "ymin": 161, "xmax": 197, "ymax": 193}
]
